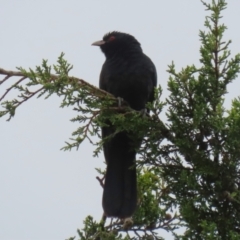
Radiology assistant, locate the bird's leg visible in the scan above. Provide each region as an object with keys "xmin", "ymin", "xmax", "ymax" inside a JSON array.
[
  {"xmin": 139, "ymin": 108, "xmax": 149, "ymax": 117},
  {"xmin": 99, "ymin": 213, "xmax": 107, "ymax": 230},
  {"xmin": 122, "ymin": 217, "xmax": 133, "ymax": 230},
  {"xmin": 117, "ymin": 97, "xmax": 124, "ymax": 108}
]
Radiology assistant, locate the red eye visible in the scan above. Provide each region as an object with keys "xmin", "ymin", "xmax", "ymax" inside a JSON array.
[{"xmin": 108, "ymin": 36, "xmax": 116, "ymax": 42}]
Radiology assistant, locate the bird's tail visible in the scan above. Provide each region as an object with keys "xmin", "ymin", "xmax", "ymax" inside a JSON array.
[{"xmin": 102, "ymin": 130, "xmax": 137, "ymax": 218}]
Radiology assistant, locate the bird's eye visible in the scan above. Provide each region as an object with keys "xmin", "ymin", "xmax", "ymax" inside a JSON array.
[{"xmin": 108, "ymin": 36, "xmax": 116, "ymax": 42}]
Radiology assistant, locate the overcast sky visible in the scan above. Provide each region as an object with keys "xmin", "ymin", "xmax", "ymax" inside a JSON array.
[{"xmin": 1, "ymin": 1, "xmax": 240, "ymax": 240}]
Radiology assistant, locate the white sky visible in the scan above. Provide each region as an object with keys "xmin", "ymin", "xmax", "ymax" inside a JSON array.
[{"xmin": 1, "ymin": 1, "xmax": 240, "ymax": 240}]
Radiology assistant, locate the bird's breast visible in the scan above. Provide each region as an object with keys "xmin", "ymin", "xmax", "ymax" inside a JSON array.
[{"xmin": 102, "ymin": 61, "xmax": 153, "ymax": 110}]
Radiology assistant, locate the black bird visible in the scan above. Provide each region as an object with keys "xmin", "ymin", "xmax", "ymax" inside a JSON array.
[{"xmin": 92, "ymin": 32, "xmax": 157, "ymax": 218}]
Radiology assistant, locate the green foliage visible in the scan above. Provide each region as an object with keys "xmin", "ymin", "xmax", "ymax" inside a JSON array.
[
  {"xmin": 1, "ymin": 0, "xmax": 240, "ymax": 239},
  {"xmin": 163, "ymin": 0, "xmax": 240, "ymax": 239}
]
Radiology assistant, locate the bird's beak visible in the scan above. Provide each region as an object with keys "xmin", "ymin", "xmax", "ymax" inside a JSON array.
[{"xmin": 91, "ymin": 40, "xmax": 105, "ymax": 46}]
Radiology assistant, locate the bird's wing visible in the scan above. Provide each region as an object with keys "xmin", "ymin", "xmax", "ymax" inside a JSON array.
[
  {"xmin": 99, "ymin": 61, "xmax": 108, "ymax": 91},
  {"xmin": 144, "ymin": 55, "xmax": 157, "ymax": 103}
]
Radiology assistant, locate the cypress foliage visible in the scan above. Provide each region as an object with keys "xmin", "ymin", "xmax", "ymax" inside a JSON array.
[{"xmin": 1, "ymin": 1, "xmax": 240, "ymax": 239}]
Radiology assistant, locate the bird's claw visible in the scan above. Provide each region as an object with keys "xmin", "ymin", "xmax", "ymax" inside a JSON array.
[
  {"xmin": 117, "ymin": 97, "xmax": 124, "ymax": 107},
  {"xmin": 122, "ymin": 217, "xmax": 133, "ymax": 230},
  {"xmin": 139, "ymin": 108, "xmax": 148, "ymax": 116}
]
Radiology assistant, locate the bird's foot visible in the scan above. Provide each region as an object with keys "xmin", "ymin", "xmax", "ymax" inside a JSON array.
[
  {"xmin": 139, "ymin": 108, "xmax": 149, "ymax": 117},
  {"xmin": 117, "ymin": 97, "xmax": 124, "ymax": 107},
  {"xmin": 122, "ymin": 217, "xmax": 133, "ymax": 230}
]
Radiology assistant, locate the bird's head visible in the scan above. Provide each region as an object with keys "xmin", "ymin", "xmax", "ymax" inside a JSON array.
[{"xmin": 92, "ymin": 31, "xmax": 142, "ymax": 58}]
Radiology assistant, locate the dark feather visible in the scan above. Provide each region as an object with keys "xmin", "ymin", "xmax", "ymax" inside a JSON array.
[{"xmin": 93, "ymin": 31, "xmax": 157, "ymax": 218}]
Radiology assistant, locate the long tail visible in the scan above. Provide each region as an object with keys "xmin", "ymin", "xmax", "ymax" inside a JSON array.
[{"xmin": 102, "ymin": 128, "xmax": 137, "ymax": 218}]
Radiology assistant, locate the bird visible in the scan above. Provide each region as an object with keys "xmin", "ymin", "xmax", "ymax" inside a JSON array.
[{"xmin": 92, "ymin": 31, "xmax": 157, "ymax": 218}]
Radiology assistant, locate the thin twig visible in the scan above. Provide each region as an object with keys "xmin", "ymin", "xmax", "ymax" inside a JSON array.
[
  {"xmin": 0, "ymin": 68, "xmax": 113, "ymax": 99},
  {"xmin": 0, "ymin": 75, "xmax": 11, "ymax": 84},
  {"xmin": 0, "ymin": 76, "xmax": 27, "ymax": 101},
  {"xmin": 96, "ymin": 176, "xmax": 105, "ymax": 188},
  {"xmin": 15, "ymin": 87, "xmax": 44, "ymax": 108},
  {"xmin": 0, "ymin": 68, "xmax": 26, "ymax": 77}
]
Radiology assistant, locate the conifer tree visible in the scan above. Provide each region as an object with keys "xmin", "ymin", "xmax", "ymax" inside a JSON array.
[{"xmin": 1, "ymin": 1, "xmax": 240, "ymax": 239}]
